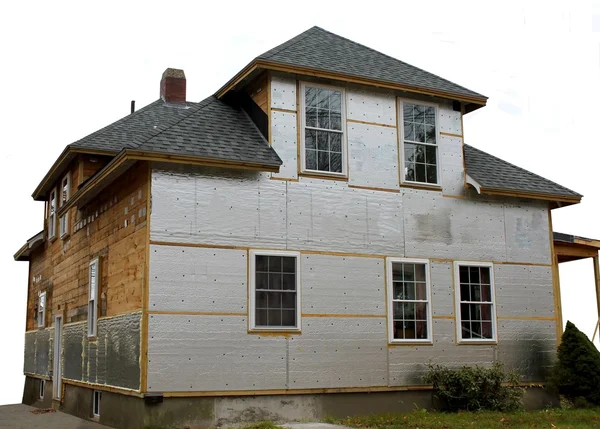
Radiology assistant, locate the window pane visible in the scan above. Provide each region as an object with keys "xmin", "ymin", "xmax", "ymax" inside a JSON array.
[
  {"xmin": 481, "ymin": 267, "xmax": 491, "ymax": 285},
  {"xmin": 393, "ymin": 321, "xmax": 405, "ymax": 339},
  {"xmin": 414, "ymin": 105, "xmax": 425, "ymax": 123},
  {"xmin": 256, "ymin": 291, "xmax": 268, "ymax": 308},
  {"xmin": 392, "ymin": 264, "xmax": 404, "ymax": 281},
  {"xmin": 282, "ymin": 293, "xmax": 295, "ymax": 309},
  {"xmin": 460, "ymin": 283, "xmax": 470, "ymax": 301},
  {"xmin": 318, "ymin": 151, "xmax": 329, "ymax": 171},
  {"xmin": 471, "ymin": 304, "xmax": 481, "ymax": 320},
  {"xmin": 404, "ymin": 283, "xmax": 416, "ymax": 300},
  {"xmin": 306, "ymin": 149, "xmax": 317, "ymax": 170},
  {"xmin": 330, "ymin": 91, "xmax": 341, "ymax": 112},
  {"xmin": 426, "ymin": 165, "xmax": 437, "ymax": 184},
  {"xmin": 404, "ymin": 320, "xmax": 416, "ymax": 339},
  {"xmin": 416, "ymin": 302, "xmax": 427, "ymax": 319},
  {"xmin": 481, "ymin": 303, "xmax": 493, "ymax": 321},
  {"xmin": 481, "ymin": 284, "xmax": 492, "ymax": 302},
  {"xmin": 405, "ymin": 163, "xmax": 415, "ymax": 181},
  {"xmin": 471, "ymin": 284, "xmax": 481, "ymax": 301},
  {"xmin": 268, "ymin": 273, "xmax": 282, "ymax": 290},
  {"xmin": 269, "ymin": 256, "xmax": 282, "ymax": 272},
  {"xmin": 404, "ymin": 122, "xmax": 414, "ymax": 141},
  {"xmin": 318, "ymin": 109, "xmax": 330, "ymax": 129},
  {"xmin": 282, "ymin": 309, "xmax": 296, "ymax": 327},
  {"xmin": 282, "ymin": 257, "xmax": 296, "ymax": 273},
  {"xmin": 393, "ymin": 301, "xmax": 403, "ymax": 320},
  {"xmin": 256, "ymin": 309, "xmax": 267, "ymax": 326},
  {"xmin": 416, "ymin": 282, "xmax": 426, "ymax": 300},
  {"xmin": 306, "ymin": 107, "xmax": 317, "ymax": 127},
  {"xmin": 256, "ymin": 273, "xmax": 268, "ymax": 290},
  {"xmin": 317, "ymin": 131, "xmax": 329, "ymax": 151},
  {"xmin": 415, "ymin": 163, "xmax": 426, "ymax": 182},
  {"xmin": 425, "ymin": 145, "xmax": 437, "ymax": 165},
  {"xmin": 268, "ymin": 291, "xmax": 282, "ymax": 308},
  {"xmin": 403, "ymin": 302, "xmax": 415, "ymax": 319},
  {"xmin": 425, "ymin": 125, "xmax": 436, "ymax": 144},
  {"xmin": 305, "ymin": 87, "xmax": 317, "ymax": 107},
  {"xmin": 403, "ymin": 264, "xmax": 414, "ymax": 281},
  {"xmin": 461, "ymin": 303, "xmax": 470, "ymax": 320},
  {"xmin": 317, "ymin": 89, "xmax": 329, "ymax": 109},
  {"xmin": 425, "ymin": 106, "xmax": 435, "ymax": 125},
  {"xmin": 470, "ymin": 267, "xmax": 480, "ymax": 283},
  {"xmin": 416, "ymin": 320, "xmax": 428, "ymax": 339},
  {"xmin": 330, "ymin": 112, "xmax": 341, "ymax": 131},
  {"xmin": 330, "ymin": 153, "xmax": 342, "ymax": 173},
  {"xmin": 459, "ymin": 266, "xmax": 469, "ymax": 284},
  {"xmin": 282, "ymin": 274, "xmax": 296, "ymax": 290},
  {"xmin": 482, "ymin": 322, "xmax": 493, "ymax": 339},
  {"xmin": 415, "ymin": 146, "xmax": 425, "ymax": 163},
  {"xmin": 268, "ymin": 309, "xmax": 282, "ymax": 326},
  {"xmin": 403, "ymin": 104, "xmax": 414, "ymax": 122},
  {"xmin": 461, "ymin": 321, "xmax": 471, "ymax": 339},
  {"xmin": 393, "ymin": 282, "xmax": 403, "ymax": 299},
  {"xmin": 256, "ymin": 255, "xmax": 268, "ymax": 272},
  {"xmin": 471, "ymin": 321, "xmax": 482, "ymax": 338},
  {"xmin": 415, "ymin": 264, "xmax": 426, "ymax": 281},
  {"xmin": 305, "ymin": 129, "xmax": 316, "ymax": 149},
  {"xmin": 330, "ymin": 133, "xmax": 342, "ymax": 152}
]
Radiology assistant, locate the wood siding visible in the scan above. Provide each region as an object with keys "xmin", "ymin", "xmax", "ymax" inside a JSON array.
[
  {"xmin": 248, "ymin": 73, "xmax": 268, "ymax": 113},
  {"xmin": 27, "ymin": 162, "xmax": 148, "ymax": 331}
]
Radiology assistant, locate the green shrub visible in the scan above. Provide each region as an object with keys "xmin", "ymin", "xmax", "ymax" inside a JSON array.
[
  {"xmin": 423, "ymin": 361, "xmax": 524, "ymax": 411},
  {"xmin": 551, "ymin": 320, "xmax": 600, "ymax": 406}
]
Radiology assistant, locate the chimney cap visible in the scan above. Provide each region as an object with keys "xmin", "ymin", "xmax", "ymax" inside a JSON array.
[{"xmin": 162, "ymin": 68, "xmax": 185, "ymax": 80}]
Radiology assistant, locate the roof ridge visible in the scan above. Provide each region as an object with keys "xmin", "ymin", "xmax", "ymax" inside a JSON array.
[
  {"xmin": 130, "ymin": 96, "xmax": 218, "ymax": 148},
  {"xmin": 69, "ymin": 100, "xmax": 163, "ymax": 151},
  {"xmin": 464, "ymin": 144, "xmax": 581, "ymax": 196},
  {"xmin": 259, "ymin": 26, "xmax": 321, "ymax": 60},
  {"xmin": 312, "ymin": 27, "xmax": 485, "ymax": 98}
]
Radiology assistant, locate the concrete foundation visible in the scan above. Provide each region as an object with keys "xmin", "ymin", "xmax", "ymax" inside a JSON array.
[{"xmin": 22, "ymin": 376, "xmax": 559, "ymax": 429}]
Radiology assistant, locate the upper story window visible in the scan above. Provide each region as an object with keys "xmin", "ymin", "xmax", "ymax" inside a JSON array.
[
  {"xmin": 88, "ymin": 258, "xmax": 99, "ymax": 337},
  {"xmin": 48, "ymin": 189, "xmax": 57, "ymax": 240},
  {"xmin": 37, "ymin": 291, "xmax": 46, "ymax": 328},
  {"xmin": 399, "ymin": 100, "xmax": 439, "ymax": 185},
  {"xmin": 300, "ymin": 82, "xmax": 346, "ymax": 176},
  {"xmin": 386, "ymin": 258, "xmax": 432, "ymax": 343},
  {"xmin": 249, "ymin": 250, "xmax": 301, "ymax": 331},
  {"xmin": 59, "ymin": 173, "xmax": 71, "ymax": 237},
  {"xmin": 454, "ymin": 262, "xmax": 497, "ymax": 343}
]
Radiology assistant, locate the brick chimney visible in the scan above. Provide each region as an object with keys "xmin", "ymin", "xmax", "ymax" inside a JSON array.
[{"xmin": 160, "ymin": 68, "xmax": 186, "ymax": 103}]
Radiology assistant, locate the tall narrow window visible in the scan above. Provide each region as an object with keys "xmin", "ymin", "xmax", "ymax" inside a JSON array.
[
  {"xmin": 39, "ymin": 379, "xmax": 45, "ymax": 399},
  {"xmin": 454, "ymin": 262, "xmax": 497, "ymax": 342},
  {"xmin": 93, "ymin": 390, "xmax": 102, "ymax": 417},
  {"xmin": 88, "ymin": 258, "xmax": 99, "ymax": 337},
  {"xmin": 301, "ymin": 83, "xmax": 345, "ymax": 175},
  {"xmin": 249, "ymin": 250, "xmax": 301, "ymax": 330},
  {"xmin": 400, "ymin": 101, "xmax": 439, "ymax": 184},
  {"xmin": 59, "ymin": 174, "xmax": 70, "ymax": 237},
  {"xmin": 37, "ymin": 292, "xmax": 46, "ymax": 328},
  {"xmin": 48, "ymin": 189, "xmax": 57, "ymax": 239},
  {"xmin": 386, "ymin": 258, "xmax": 432, "ymax": 343}
]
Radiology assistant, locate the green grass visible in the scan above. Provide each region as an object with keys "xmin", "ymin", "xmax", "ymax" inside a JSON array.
[
  {"xmin": 325, "ymin": 408, "xmax": 600, "ymax": 429},
  {"xmin": 238, "ymin": 422, "xmax": 282, "ymax": 429}
]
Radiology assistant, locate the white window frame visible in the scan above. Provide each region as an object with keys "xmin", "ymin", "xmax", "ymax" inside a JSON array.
[
  {"xmin": 397, "ymin": 99, "xmax": 441, "ymax": 186},
  {"xmin": 386, "ymin": 257, "xmax": 433, "ymax": 344},
  {"xmin": 93, "ymin": 390, "xmax": 102, "ymax": 417},
  {"xmin": 299, "ymin": 81, "xmax": 347, "ymax": 177},
  {"xmin": 39, "ymin": 379, "xmax": 45, "ymax": 399},
  {"xmin": 453, "ymin": 261, "xmax": 497, "ymax": 343},
  {"xmin": 37, "ymin": 291, "xmax": 46, "ymax": 328},
  {"xmin": 59, "ymin": 174, "xmax": 71, "ymax": 237},
  {"xmin": 88, "ymin": 258, "xmax": 99, "ymax": 338},
  {"xmin": 249, "ymin": 249, "xmax": 301, "ymax": 331},
  {"xmin": 48, "ymin": 188, "xmax": 57, "ymax": 240}
]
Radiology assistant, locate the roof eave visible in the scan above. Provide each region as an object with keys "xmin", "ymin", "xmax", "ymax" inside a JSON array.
[
  {"xmin": 215, "ymin": 59, "xmax": 488, "ymax": 108},
  {"xmin": 14, "ymin": 230, "xmax": 45, "ymax": 261}
]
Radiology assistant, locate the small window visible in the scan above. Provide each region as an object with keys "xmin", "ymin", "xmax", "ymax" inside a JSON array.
[
  {"xmin": 454, "ymin": 262, "xmax": 497, "ymax": 342},
  {"xmin": 93, "ymin": 390, "xmax": 102, "ymax": 417},
  {"xmin": 249, "ymin": 250, "xmax": 301, "ymax": 330},
  {"xmin": 59, "ymin": 174, "xmax": 70, "ymax": 237},
  {"xmin": 301, "ymin": 83, "xmax": 346, "ymax": 175},
  {"xmin": 37, "ymin": 292, "xmax": 46, "ymax": 328},
  {"xmin": 399, "ymin": 100, "xmax": 439, "ymax": 185},
  {"xmin": 39, "ymin": 379, "xmax": 45, "ymax": 399},
  {"xmin": 48, "ymin": 189, "xmax": 57, "ymax": 239},
  {"xmin": 386, "ymin": 258, "xmax": 432, "ymax": 343},
  {"xmin": 88, "ymin": 258, "xmax": 99, "ymax": 337}
]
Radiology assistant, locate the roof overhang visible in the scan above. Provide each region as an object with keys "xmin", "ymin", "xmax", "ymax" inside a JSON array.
[
  {"xmin": 14, "ymin": 231, "xmax": 45, "ymax": 261},
  {"xmin": 554, "ymin": 232, "xmax": 600, "ymax": 263},
  {"xmin": 216, "ymin": 59, "xmax": 488, "ymax": 113},
  {"xmin": 465, "ymin": 173, "xmax": 581, "ymax": 207},
  {"xmin": 32, "ymin": 146, "xmax": 117, "ymax": 201},
  {"xmin": 56, "ymin": 149, "xmax": 281, "ymax": 216}
]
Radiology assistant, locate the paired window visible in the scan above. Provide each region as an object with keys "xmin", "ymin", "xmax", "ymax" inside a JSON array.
[
  {"xmin": 93, "ymin": 390, "xmax": 102, "ymax": 417},
  {"xmin": 400, "ymin": 101, "xmax": 439, "ymax": 185},
  {"xmin": 301, "ymin": 83, "xmax": 345, "ymax": 175},
  {"xmin": 59, "ymin": 174, "xmax": 70, "ymax": 237},
  {"xmin": 48, "ymin": 189, "xmax": 57, "ymax": 240},
  {"xmin": 386, "ymin": 258, "xmax": 432, "ymax": 343},
  {"xmin": 454, "ymin": 262, "xmax": 497, "ymax": 342},
  {"xmin": 37, "ymin": 292, "xmax": 46, "ymax": 328},
  {"xmin": 88, "ymin": 258, "xmax": 99, "ymax": 337},
  {"xmin": 249, "ymin": 250, "xmax": 301, "ymax": 331}
]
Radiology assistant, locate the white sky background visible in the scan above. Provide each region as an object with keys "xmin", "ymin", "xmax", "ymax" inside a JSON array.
[{"xmin": 0, "ymin": 0, "xmax": 599, "ymax": 405}]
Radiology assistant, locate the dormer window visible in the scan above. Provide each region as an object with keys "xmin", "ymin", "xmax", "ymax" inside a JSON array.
[
  {"xmin": 300, "ymin": 82, "xmax": 346, "ymax": 176},
  {"xmin": 399, "ymin": 100, "xmax": 439, "ymax": 185},
  {"xmin": 59, "ymin": 173, "xmax": 71, "ymax": 237},
  {"xmin": 48, "ymin": 189, "xmax": 57, "ymax": 240}
]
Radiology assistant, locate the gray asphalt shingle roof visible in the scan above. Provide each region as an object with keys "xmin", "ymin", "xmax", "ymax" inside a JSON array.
[
  {"xmin": 257, "ymin": 26, "xmax": 486, "ymax": 101},
  {"xmin": 464, "ymin": 144, "xmax": 581, "ymax": 199},
  {"xmin": 69, "ymin": 97, "xmax": 281, "ymax": 167}
]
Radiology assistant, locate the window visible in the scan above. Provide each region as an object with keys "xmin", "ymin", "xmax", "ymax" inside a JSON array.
[
  {"xmin": 454, "ymin": 262, "xmax": 497, "ymax": 342},
  {"xmin": 386, "ymin": 258, "xmax": 432, "ymax": 343},
  {"xmin": 48, "ymin": 189, "xmax": 57, "ymax": 239},
  {"xmin": 249, "ymin": 250, "xmax": 301, "ymax": 330},
  {"xmin": 37, "ymin": 292, "xmax": 46, "ymax": 328},
  {"xmin": 399, "ymin": 100, "xmax": 439, "ymax": 185},
  {"xmin": 301, "ymin": 83, "xmax": 345, "ymax": 175},
  {"xmin": 39, "ymin": 379, "xmax": 45, "ymax": 399},
  {"xmin": 93, "ymin": 390, "xmax": 102, "ymax": 417},
  {"xmin": 88, "ymin": 258, "xmax": 99, "ymax": 337},
  {"xmin": 59, "ymin": 174, "xmax": 70, "ymax": 237}
]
